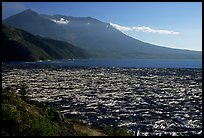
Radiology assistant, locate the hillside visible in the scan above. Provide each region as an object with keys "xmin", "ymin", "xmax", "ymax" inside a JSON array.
[
  {"xmin": 3, "ymin": 9, "xmax": 201, "ymax": 59},
  {"xmin": 2, "ymin": 24, "xmax": 89, "ymax": 62},
  {"xmin": 2, "ymin": 84, "xmax": 102, "ymax": 136},
  {"xmin": 2, "ymin": 83, "xmax": 132, "ymax": 136}
]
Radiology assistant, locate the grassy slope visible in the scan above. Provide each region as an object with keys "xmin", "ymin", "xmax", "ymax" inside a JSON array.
[
  {"xmin": 2, "ymin": 86, "xmax": 104, "ymax": 136},
  {"xmin": 2, "ymin": 24, "xmax": 89, "ymax": 62},
  {"xmin": 2, "ymin": 84, "xmax": 132, "ymax": 136}
]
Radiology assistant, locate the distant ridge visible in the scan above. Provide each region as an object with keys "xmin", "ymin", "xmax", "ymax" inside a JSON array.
[
  {"xmin": 3, "ymin": 9, "xmax": 201, "ymax": 59},
  {"xmin": 2, "ymin": 24, "xmax": 89, "ymax": 61}
]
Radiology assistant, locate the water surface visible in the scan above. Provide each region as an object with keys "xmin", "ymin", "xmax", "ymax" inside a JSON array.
[{"xmin": 9, "ymin": 59, "xmax": 202, "ymax": 68}]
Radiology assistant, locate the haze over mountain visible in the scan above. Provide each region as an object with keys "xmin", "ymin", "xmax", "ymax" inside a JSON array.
[
  {"xmin": 3, "ymin": 9, "xmax": 201, "ymax": 59},
  {"xmin": 2, "ymin": 24, "xmax": 88, "ymax": 61}
]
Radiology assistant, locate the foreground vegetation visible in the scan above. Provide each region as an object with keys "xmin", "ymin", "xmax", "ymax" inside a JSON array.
[{"xmin": 2, "ymin": 83, "xmax": 132, "ymax": 136}]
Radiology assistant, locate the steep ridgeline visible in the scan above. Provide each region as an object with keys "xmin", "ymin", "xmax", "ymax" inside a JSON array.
[
  {"xmin": 3, "ymin": 9, "xmax": 201, "ymax": 59},
  {"xmin": 2, "ymin": 24, "xmax": 89, "ymax": 61}
]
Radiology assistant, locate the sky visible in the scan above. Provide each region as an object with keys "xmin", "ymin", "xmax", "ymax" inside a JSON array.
[{"xmin": 2, "ymin": 2, "xmax": 202, "ymax": 51}]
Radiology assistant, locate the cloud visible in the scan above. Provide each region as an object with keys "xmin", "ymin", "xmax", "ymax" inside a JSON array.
[
  {"xmin": 110, "ymin": 23, "xmax": 179, "ymax": 35},
  {"xmin": 110, "ymin": 23, "xmax": 131, "ymax": 31},
  {"xmin": 51, "ymin": 18, "xmax": 70, "ymax": 24}
]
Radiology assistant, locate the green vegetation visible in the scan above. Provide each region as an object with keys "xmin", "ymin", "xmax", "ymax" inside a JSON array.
[
  {"xmin": 3, "ymin": 88, "xmax": 47, "ymax": 135},
  {"xmin": 2, "ymin": 24, "xmax": 89, "ymax": 62},
  {"xmin": 2, "ymin": 83, "xmax": 132, "ymax": 136},
  {"xmin": 19, "ymin": 82, "xmax": 29, "ymax": 101},
  {"xmin": 100, "ymin": 124, "xmax": 133, "ymax": 136},
  {"xmin": 2, "ymin": 85, "xmax": 90, "ymax": 136}
]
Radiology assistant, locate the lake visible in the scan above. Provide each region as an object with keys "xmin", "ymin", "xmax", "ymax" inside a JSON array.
[
  {"xmin": 2, "ymin": 63, "xmax": 202, "ymax": 136},
  {"xmin": 9, "ymin": 59, "xmax": 202, "ymax": 68}
]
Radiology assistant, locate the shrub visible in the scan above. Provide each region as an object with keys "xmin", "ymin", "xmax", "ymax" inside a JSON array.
[{"xmin": 100, "ymin": 124, "xmax": 132, "ymax": 136}]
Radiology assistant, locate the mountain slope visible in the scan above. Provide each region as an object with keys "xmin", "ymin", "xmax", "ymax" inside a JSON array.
[
  {"xmin": 3, "ymin": 9, "xmax": 201, "ymax": 59},
  {"xmin": 2, "ymin": 24, "xmax": 89, "ymax": 61}
]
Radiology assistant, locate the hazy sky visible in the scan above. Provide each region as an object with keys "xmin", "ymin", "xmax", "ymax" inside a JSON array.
[{"xmin": 2, "ymin": 2, "xmax": 202, "ymax": 51}]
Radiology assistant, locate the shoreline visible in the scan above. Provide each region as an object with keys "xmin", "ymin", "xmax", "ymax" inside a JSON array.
[{"xmin": 2, "ymin": 60, "xmax": 202, "ymax": 69}]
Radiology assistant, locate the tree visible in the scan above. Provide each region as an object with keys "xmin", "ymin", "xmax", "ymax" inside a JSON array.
[{"xmin": 19, "ymin": 82, "xmax": 29, "ymax": 101}]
